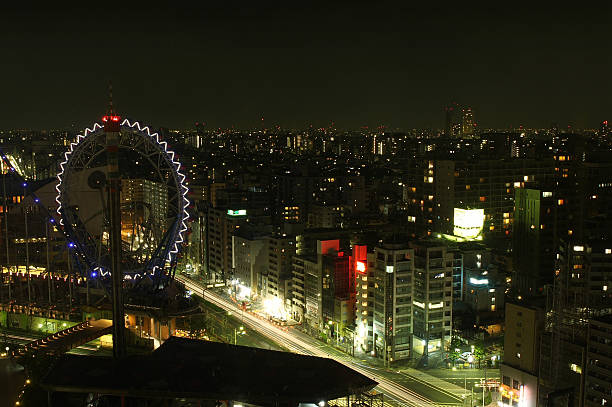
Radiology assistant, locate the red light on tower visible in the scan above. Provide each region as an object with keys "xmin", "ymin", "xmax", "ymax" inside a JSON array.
[
  {"xmin": 356, "ymin": 261, "xmax": 366, "ymax": 273},
  {"xmin": 103, "ymin": 83, "xmax": 121, "ymax": 132}
]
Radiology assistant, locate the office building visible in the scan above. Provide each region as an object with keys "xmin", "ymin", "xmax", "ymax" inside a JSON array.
[
  {"xmin": 232, "ymin": 232, "xmax": 267, "ymax": 295},
  {"xmin": 403, "ymin": 158, "xmax": 555, "ymax": 239},
  {"xmin": 461, "ymin": 107, "xmax": 475, "ymax": 137},
  {"xmin": 584, "ymin": 315, "xmax": 612, "ymax": 407},
  {"xmin": 512, "ymin": 188, "xmax": 557, "ymax": 297},
  {"xmin": 500, "ymin": 301, "xmax": 545, "ymax": 407},
  {"xmin": 266, "ymin": 234, "xmax": 296, "ymax": 306}
]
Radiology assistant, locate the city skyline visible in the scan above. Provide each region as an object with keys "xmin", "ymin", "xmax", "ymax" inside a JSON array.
[
  {"xmin": 1, "ymin": 4, "xmax": 611, "ymax": 130},
  {"xmin": 2, "ymin": 4, "xmax": 612, "ymax": 407}
]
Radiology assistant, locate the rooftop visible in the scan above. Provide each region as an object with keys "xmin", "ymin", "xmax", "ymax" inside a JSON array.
[{"xmin": 42, "ymin": 336, "xmax": 377, "ymax": 405}]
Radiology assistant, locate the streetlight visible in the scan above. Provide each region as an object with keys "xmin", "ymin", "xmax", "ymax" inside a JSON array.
[{"xmin": 234, "ymin": 326, "xmax": 245, "ymax": 345}]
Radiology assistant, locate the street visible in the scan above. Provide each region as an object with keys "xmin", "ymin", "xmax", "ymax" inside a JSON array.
[{"xmin": 179, "ymin": 274, "xmax": 466, "ymax": 407}]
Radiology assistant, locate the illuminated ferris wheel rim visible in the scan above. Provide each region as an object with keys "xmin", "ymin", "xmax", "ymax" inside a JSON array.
[{"xmin": 54, "ymin": 118, "xmax": 190, "ymax": 278}]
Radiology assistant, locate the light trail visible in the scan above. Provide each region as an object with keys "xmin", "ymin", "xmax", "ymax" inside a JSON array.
[
  {"xmin": 178, "ymin": 275, "xmax": 450, "ymax": 407},
  {"xmin": 1, "ymin": 332, "xmax": 99, "ymax": 353}
]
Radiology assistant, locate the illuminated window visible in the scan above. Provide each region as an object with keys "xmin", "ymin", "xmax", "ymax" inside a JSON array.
[
  {"xmin": 514, "ymin": 182, "xmax": 521, "ymax": 188},
  {"xmin": 479, "ymin": 196, "xmax": 486, "ymax": 202},
  {"xmin": 490, "ymin": 304, "xmax": 495, "ymax": 311},
  {"xmin": 606, "ymin": 249, "xmax": 611, "ymax": 254},
  {"xmin": 543, "ymin": 191, "xmax": 553, "ymax": 197},
  {"xmin": 558, "ymin": 199, "xmax": 564, "ymax": 205},
  {"xmin": 568, "ymin": 230, "xmax": 573, "ymax": 236},
  {"xmin": 489, "ymin": 225, "xmax": 494, "ymax": 231},
  {"xmin": 570, "ymin": 363, "xmax": 582, "ymax": 374}
]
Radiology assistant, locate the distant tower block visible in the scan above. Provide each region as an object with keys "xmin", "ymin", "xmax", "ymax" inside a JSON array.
[
  {"xmin": 445, "ymin": 103, "xmax": 457, "ymax": 137},
  {"xmin": 461, "ymin": 107, "xmax": 475, "ymax": 137}
]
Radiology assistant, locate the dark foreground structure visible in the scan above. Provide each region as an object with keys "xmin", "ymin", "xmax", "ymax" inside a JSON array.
[{"xmin": 41, "ymin": 336, "xmax": 377, "ymax": 406}]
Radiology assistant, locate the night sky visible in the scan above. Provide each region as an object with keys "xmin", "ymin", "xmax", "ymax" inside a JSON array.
[{"xmin": 2, "ymin": 4, "xmax": 611, "ymax": 130}]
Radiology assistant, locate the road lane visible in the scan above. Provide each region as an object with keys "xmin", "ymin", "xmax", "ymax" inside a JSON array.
[{"xmin": 179, "ymin": 275, "xmax": 459, "ymax": 407}]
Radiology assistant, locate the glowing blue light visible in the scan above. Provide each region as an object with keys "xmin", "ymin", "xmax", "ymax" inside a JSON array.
[
  {"xmin": 22, "ymin": 182, "xmax": 27, "ymax": 187},
  {"xmin": 68, "ymin": 242, "xmax": 75, "ymax": 248},
  {"xmin": 91, "ymin": 271, "xmax": 97, "ymax": 278},
  {"xmin": 34, "ymin": 198, "xmax": 39, "ymax": 203}
]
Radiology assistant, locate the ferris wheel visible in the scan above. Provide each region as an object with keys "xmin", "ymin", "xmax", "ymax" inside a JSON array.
[{"xmin": 55, "ymin": 119, "xmax": 189, "ymax": 285}]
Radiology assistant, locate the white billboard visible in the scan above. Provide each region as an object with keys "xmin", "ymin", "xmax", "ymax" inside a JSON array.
[{"xmin": 453, "ymin": 208, "xmax": 485, "ymax": 240}]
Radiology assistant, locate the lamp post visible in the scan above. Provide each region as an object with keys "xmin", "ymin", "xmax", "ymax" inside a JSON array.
[{"xmin": 234, "ymin": 325, "xmax": 245, "ymax": 345}]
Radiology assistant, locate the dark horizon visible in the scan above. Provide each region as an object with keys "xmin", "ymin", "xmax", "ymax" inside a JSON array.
[{"xmin": 1, "ymin": 4, "xmax": 611, "ymax": 130}]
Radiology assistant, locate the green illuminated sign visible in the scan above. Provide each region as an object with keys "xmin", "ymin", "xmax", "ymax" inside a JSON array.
[{"xmin": 227, "ymin": 209, "xmax": 247, "ymax": 216}]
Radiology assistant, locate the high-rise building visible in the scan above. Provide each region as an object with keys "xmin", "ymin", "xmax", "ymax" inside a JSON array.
[
  {"xmin": 461, "ymin": 107, "xmax": 475, "ymax": 137},
  {"xmin": 294, "ymin": 239, "xmax": 357, "ymax": 341},
  {"xmin": 444, "ymin": 103, "xmax": 458, "ymax": 137},
  {"xmin": 291, "ymin": 256, "xmax": 306, "ymax": 322},
  {"xmin": 371, "ymin": 243, "xmax": 414, "ymax": 362},
  {"xmin": 500, "ymin": 300, "xmax": 546, "ymax": 407},
  {"xmin": 403, "ymin": 158, "xmax": 555, "ymax": 239},
  {"xmin": 266, "ymin": 234, "xmax": 296, "ymax": 306},
  {"xmin": 120, "ymin": 179, "xmax": 168, "ymax": 249},
  {"xmin": 232, "ymin": 231, "xmax": 268, "ymax": 295},
  {"xmin": 207, "ymin": 207, "xmax": 249, "ymax": 282},
  {"xmin": 537, "ymin": 236, "xmax": 612, "ymax": 405},
  {"xmin": 410, "ymin": 241, "xmax": 453, "ymax": 357},
  {"xmin": 300, "ymin": 240, "xmax": 340, "ymax": 333},
  {"xmin": 361, "ymin": 241, "xmax": 453, "ymax": 363},
  {"xmin": 584, "ymin": 315, "xmax": 612, "ymax": 407},
  {"xmin": 512, "ymin": 188, "xmax": 557, "ymax": 297}
]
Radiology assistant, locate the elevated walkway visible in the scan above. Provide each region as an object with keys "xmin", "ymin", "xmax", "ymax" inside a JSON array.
[{"xmin": 17, "ymin": 319, "xmax": 112, "ymax": 358}]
